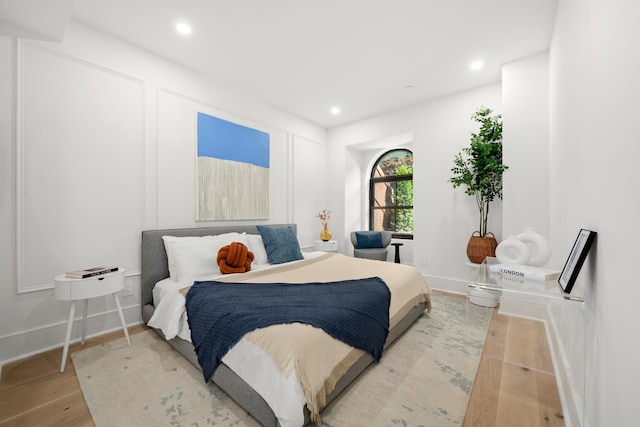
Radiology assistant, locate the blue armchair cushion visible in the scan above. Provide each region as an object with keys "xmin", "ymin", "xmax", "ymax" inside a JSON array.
[
  {"xmin": 256, "ymin": 225, "xmax": 304, "ymax": 264},
  {"xmin": 355, "ymin": 232, "xmax": 384, "ymax": 249}
]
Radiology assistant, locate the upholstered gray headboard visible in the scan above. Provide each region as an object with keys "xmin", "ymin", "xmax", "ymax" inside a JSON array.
[{"xmin": 140, "ymin": 224, "xmax": 296, "ymax": 315}]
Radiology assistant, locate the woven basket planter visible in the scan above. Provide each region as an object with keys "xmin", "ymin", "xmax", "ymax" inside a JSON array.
[{"xmin": 466, "ymin": 231, "xmax": 498, "ymax": 264}]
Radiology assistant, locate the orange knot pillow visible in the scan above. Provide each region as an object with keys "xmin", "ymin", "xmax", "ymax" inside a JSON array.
[{"xmin": 217, "ymin": 242, "xmax": 254, "ymax": 274}]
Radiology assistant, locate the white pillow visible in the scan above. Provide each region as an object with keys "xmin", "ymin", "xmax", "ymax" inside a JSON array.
[
  {"xmin": 162, "ymin": 232, "xmax": 247, "ymax": 282},
  {"xmin": 162, "ymin": 236, "xmax": 198, "ymax": 280},
  {"xmin": 246, "ymin": 233, "xmax": 269, "ymax": 265}
]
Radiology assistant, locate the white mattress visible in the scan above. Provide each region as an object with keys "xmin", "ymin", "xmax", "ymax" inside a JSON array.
[{"xmin": 148, "ymin": 252, "xmax": 327, "ymax": 427}]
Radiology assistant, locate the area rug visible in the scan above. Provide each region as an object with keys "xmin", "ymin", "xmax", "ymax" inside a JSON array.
[{"xmin": 72, "ymin": 293, "xmax": 491, "ymax": 427}]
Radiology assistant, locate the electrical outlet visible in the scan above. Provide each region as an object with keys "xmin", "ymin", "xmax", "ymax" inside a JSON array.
[{"xmin": 123, "ymin": 281, "xmax": 133, "ymax": 296}]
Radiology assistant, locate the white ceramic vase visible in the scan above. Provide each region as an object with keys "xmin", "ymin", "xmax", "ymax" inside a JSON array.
[
  {"xmin": 516, "ymin": 227, "xmax": 551, "ymax": 266},
  {"xmin": 495, "ymin": 235, "xmax": 531, "ymax": 265}
]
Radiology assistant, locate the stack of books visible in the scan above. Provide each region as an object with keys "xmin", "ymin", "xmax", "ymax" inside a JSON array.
[
  {"xmin": 65, "ymin": 266, "xmax": 118, "ymax": 279},
  {"xmin": 489, "ymin": 263, "xmax": 560, "ymax": 282}
]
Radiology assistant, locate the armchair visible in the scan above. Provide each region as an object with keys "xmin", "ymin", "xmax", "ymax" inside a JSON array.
[{"xmin": 350, "ymin": 231, "xmax": 392, "ymax": 261}]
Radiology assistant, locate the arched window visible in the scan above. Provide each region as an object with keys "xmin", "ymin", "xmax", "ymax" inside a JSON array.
[{"xmin": 369, "ymin": 149, "xmax": 413, "ymax": 238}]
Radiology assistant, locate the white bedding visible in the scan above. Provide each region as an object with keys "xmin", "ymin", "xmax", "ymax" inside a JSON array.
[{"xmin": 148, "ymin": 252, "xmax": 327, "ymax": 427}]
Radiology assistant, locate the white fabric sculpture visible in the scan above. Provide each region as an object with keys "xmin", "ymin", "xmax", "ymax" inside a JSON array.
[
  {"xmin": 496, "ymin": 227, "xmax": 551, "ymax": 267},
  {"xmin": 516, "ymin": 227, "xmax": 551, "ymax": 266},
  {"xmin": 495, "ymin": 235, "xmax": 531, "ymax": 265}
]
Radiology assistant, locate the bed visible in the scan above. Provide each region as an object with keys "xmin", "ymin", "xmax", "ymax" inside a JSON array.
[{"xmin": 141, "ymin": 224, "xmax": 431, "ymax": 426}]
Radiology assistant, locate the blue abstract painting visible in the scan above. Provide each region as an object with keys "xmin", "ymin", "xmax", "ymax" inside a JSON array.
[{"xmin": 196, "ymin": 112, "xmax": 270, "ymax": 220}]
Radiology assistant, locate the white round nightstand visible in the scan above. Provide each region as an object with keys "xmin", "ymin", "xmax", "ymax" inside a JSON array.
[
  {"xmin": 313, "ymin": 240, "xmax": 338, "ymax": 252},
  {"xmin": 54, "ymin": 268, "xmax": 131, "ymax": 372}
]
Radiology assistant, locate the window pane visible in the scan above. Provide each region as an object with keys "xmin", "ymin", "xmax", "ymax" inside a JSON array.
[
  {"xmin": 395, "ymin": 178, "xmax": 413, "ymax": 208},
  {"xmin": 372, "ymin": 150, "xmax": 413, "ymax": 178},
  {"xmin": 372, "ymin": 208, "xmax": 414, "ymax": 233},
  {"xmin": 372, "ymin": 181, "xmax": 396, "ymax": 207},
  {"xmin": 396, "ymin": 209, "xmax": 414, "ymax": 233},
  {"xmin": 372, "ymin": 180, "xmax": 413, "ymax": 208},
  {"xmin": 372, "ymin": 208, "xmax": 391, "ymax": 230}
]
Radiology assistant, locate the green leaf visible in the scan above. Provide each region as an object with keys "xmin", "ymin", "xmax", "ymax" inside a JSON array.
[{"xmin": 448, "ymin": 106, "xmax": 507, "ymax": 234}]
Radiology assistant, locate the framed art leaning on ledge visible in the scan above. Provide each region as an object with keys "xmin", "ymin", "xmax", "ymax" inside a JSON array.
[{"xmin": 559, "ymin": 228, "xmax": 597, "ymax": 294}]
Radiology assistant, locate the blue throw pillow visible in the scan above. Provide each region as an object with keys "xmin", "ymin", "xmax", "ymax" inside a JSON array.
[
  {"xmin": 355, "ymin": 232, "xmax": 383, "ymax": 249},
  {"xmin": 256, "ymin": 226, "xmax": 304, "ymax": 264}
]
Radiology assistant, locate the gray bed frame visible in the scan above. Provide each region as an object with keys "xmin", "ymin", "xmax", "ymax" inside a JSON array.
[{"xmin": 141, "ymin": 224, "xmax": 427, "ymax": 426}]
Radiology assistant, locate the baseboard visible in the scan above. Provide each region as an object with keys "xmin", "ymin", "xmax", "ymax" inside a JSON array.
[
  {"xmin": 423, "ymin": 274, "xmax": 468, "ymax": 296},
  {"xmin": 545, "ymin": 309, "xmax": 583, "ymax": 427},
  {"xmin": 0, "ymin": 303, "xmax": 142, "ymax": 371},
  {"xmin": 498, "ymin": 296, "xmax": 549, "ymax": 321}
]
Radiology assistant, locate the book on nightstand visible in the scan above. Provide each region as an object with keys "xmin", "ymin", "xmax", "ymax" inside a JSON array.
[
  {"xmin": 489, "ymin": 263, "xmax": 561, "ymax": 282},
  {"xmin": 65, "ymin": 266, "xmax": 118, "ymax": 279}
]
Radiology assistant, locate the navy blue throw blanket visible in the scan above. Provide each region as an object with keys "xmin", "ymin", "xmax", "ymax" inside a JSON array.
[{"xmin": 185, "ymin": 277, "xmax": 391, "ymax": 382}]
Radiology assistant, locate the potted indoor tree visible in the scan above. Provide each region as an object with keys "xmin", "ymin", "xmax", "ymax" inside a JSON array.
[{"xmin": 449, "ymin": 106, "xmax": 508, "ymax": 263}]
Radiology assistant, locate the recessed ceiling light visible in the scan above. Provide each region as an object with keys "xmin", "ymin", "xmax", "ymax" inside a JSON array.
[
  {"xmin": 470, "ymin": 60, "xmax": 484, "ymax": 71},
  {"xmin": 330, "ymin": 106, "xmax": 341, "ymax": 115},
  {"xmin": 176, "ymin": 22, "xmax": 192, "ymax": 35}
]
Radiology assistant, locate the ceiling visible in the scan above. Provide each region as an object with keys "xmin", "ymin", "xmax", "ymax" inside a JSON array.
[
  {"xmin": 2, "ymin": 0, "xmax": 558, "ymax": 128},
  {"xmin": 0, "ymin": 0, "xmax": 73, "ymax": 41}
]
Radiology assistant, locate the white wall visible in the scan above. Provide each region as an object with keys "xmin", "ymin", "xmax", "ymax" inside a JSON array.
[
  {"xmin": 0, "ymin": 20, "xmax": 326, "ymax": 365},
  {"xmin": 502, "ymin": 52, "xmax": 551, "ymax": 245},
  {"xmin": 328, "ymin": 83, "xmax": 502, "ymax": 293},
  {"xmin": 549, "ymin": 0, "xmax": 640, "ymax": 425},
  {"xmin": 292, "ymin": 134, "xmax": 328, "ymax": 249},
  {"xmin": 502, "ymin": 50, "xmax": 589, "ymax": 426}
]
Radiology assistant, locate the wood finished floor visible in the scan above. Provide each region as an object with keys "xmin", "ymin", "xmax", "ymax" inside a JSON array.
[
  {"xmin": 462, "ymin": 310, "xmax": 565, "ymax": 427},
  {"xmin": 0, "ymin": 324, "xmax": 148, "ymax": 427},
  {"xmin": 0, "ymin": 304, "xmax": 564, "ymax": 427}
]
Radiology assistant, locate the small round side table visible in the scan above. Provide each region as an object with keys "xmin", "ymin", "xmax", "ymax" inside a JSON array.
[
  {"xmin": 390, "ymin": 242, "xmax": 404, "ymax": 263},
  {"xmin": 54, "ymin": 268, "xmax": 131, "ymax": 372}
]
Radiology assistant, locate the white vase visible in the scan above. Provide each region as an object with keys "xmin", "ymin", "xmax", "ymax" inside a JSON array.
[
  {"xmin": 516, "ymin": 227, "xmax": 551, "ymax": 267},
  {"xmin": 495, "ymin": 235, "xmax": 530, "ymax": 265}
]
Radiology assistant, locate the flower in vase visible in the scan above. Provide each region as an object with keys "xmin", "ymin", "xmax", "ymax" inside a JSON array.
[{"xmin": 316, "ymin": 209, "xmax": 331, "ymax": 227}]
